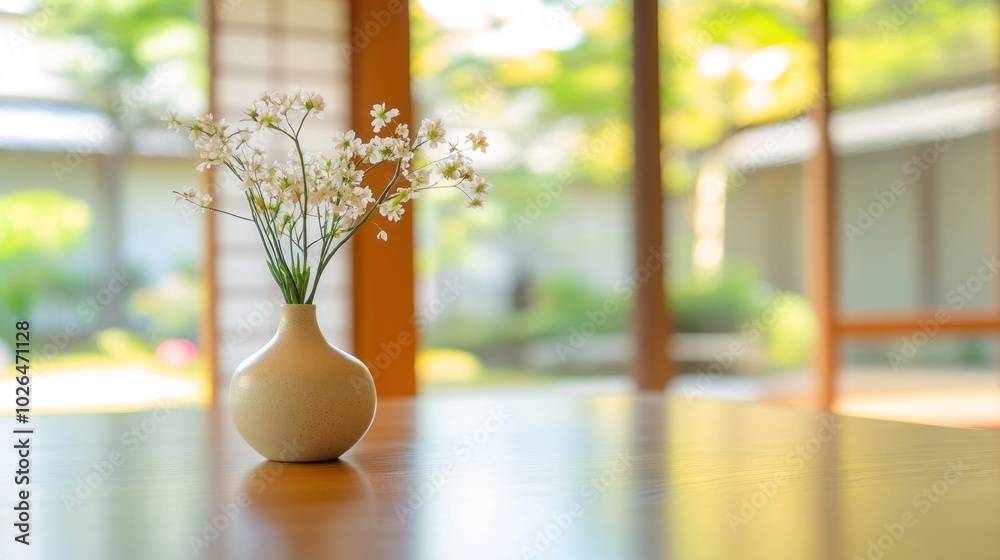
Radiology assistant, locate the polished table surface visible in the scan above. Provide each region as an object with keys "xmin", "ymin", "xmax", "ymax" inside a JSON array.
[{"xmin": 3, "ymin": 392, "xmax": 1000, "ymax": 560}]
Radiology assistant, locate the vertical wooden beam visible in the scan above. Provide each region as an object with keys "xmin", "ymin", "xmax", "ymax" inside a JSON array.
[
  {"xmin": 806, "ymin": 0, "xmax": 837, "ymax": 411},
  {"xmin": 349, "ymin": 0, "xmax": 417, "ymax": 397},
  {"xmin": 992, "ymin": 8, "xmax": 1000, "ymax": 373},
  {"xmin": 632, "ymin": 0, "xmax": 671, "ymax": 391},
  {"xmin": 203, "ymin": 0, "xmax": 220, "ymax": 407}
]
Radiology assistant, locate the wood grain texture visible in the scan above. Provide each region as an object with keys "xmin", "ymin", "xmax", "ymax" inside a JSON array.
[{"xmin": 4, "ymin": 394, "xmax": 1000, "ymax": 559}]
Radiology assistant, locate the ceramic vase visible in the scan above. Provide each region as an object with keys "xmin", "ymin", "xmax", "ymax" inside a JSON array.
[{"xmin": 229, "ymin": 304, "xmax": 376, "ymax": 462}]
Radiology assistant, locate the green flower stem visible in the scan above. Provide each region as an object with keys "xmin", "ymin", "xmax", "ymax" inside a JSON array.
[{"xmin": 173, "ymin": 194, "xmax": 253, "ymax": 222}]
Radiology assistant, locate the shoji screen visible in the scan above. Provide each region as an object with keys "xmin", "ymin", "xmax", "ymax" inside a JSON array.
[{"xmin": 208, "ymin": 0, "xmax": 354, "ymax": 382}]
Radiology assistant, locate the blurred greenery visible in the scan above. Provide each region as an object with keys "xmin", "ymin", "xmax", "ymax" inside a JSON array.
[
  {"xmin": 42, "ymin": 0, "xmax": 204, "ymax": 126},
  {"xmin": 127, "ymin": 267, "xmax": 201, "ymax": 341},
  {"xmin": 0, "ymin": 190, "xmax": 92, "ymax": 322},
  {"xmin": 0, "ymin": 1, "xmax": 205, "ymax": 374},
  {"xmin": 423, "ymin": 273, "xmax": 627, "ymax": 350},
  {"xmin": 422, "ymin": 264, "xmax": 814, "ymax": 367},
  {"xmin": 411, "ymin": 0, "xmax": 1000, "ymax": 377},
  {"xmin": 670, "ymin": 268, "xmax": 773, "ymax": 333},
  {"xmin": 0, "ymin": 190, "xmax": 91, "ymax": 260}
]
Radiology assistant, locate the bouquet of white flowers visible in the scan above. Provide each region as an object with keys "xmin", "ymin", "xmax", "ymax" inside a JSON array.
[{"xmin": 164, "ymin": 90, "xmax": 489, "ymax": 304}]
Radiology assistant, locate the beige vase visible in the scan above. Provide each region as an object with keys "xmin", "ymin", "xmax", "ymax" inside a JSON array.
[{"xmin": 229, "ymin": 304, "xmax": 377, "ymax": 462}]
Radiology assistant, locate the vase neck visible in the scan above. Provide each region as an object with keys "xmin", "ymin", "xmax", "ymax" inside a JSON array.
[{"xmin": 276, "ymin": 305, "xmax": 326, "ymax": 343}]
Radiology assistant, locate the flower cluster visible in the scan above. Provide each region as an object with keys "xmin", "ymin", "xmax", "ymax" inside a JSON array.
[{"xmin": 165, "ymin": 89, "xmax": 490, "ymax": 304}]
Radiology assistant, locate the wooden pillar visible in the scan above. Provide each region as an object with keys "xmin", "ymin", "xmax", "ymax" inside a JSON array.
[
  {"xmin": 631, "ymin": 0, "xmax": 672, "ymax": 391},
  {"xmin": 203, "ymin": 0, "xmax": 220, "ymax": 407},
  {"xmin": 349, "ymin": 0, "xmax": 417, "ymax": 397},
  {"xmin": 806, "ymin": 0, "xmax": 837, "ymax": 411}
]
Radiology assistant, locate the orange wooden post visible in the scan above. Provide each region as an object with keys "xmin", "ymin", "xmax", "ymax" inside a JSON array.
[
  {"xmin": 806, "ymin": 0, "xmax": 838, "ymax": 411},
  {"xmin": 632, "ymin": 0, "xmax": 672, "ymax": 390},
  {"xmin": 349, "ymin": 0, "xmax": 417, "ymax": 397}
]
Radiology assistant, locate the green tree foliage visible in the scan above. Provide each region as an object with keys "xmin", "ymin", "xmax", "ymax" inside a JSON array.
[
  {"xmin": 42, "ymin": 0, "xmax": 204, "ymax": 125},
  {"xmin": 0, "ymin": 190, "xmax": 91, "ymax": 318}
]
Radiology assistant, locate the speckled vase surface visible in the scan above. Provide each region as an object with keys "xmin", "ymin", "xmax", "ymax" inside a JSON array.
[{"xmin": 229, "ymin": 304, "xmax": 376, "ymax": 462}]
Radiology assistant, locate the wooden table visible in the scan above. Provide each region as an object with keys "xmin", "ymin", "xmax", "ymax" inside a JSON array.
[{"xmin": 3, "ymin": 393, "xmax": 1000, "ymax": 559}]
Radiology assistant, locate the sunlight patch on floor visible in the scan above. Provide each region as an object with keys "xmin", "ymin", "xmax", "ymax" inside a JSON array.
[{"xmin": 0, "ymin": 366, "xmax": 206, "ymax": 415}]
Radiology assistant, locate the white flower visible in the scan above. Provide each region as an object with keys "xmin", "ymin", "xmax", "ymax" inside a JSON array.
[
  {"xmin": 466, "ymin": 130, "xmax": 489, "ymax": 153},
  {"xmin": 333, "ymin": 130, "xmax": 363, "ymax": 159},
  {"xmin": 174, "ymin": 185, "xmax": 197, "ymax": 203},
  {"xmin": 175, "ymin": 185, "xmax": 213, "ymax": 210},
  {"xmin": 168, "ymin": 89, "xmax": 492, "ymax": 296},
  {"xmin": 161, "ymin": 111, "xmax": 181, "ymax": 131},
  {"xmin": 251, "ymin": 100, "xmax": 282, "ymax": 131},
  {"xmin": 276, "ymin": 200, "xmax": 297, "ymax": 228},
  {"xmin": 436, "ymin": 154, "xmax": 465, "ymax": 180},
  {"xmin": 187, "ymin": 112, "xmax": 212, "ymax": 141},
  {"xmin": 391, "ymin": 137, "xmax": 413, "ymax": 162},
  {"xmin": 379, "ymin": 200, "xmax": 404, "ymax": 222},
  {"xmin": 393, "ymin": 187, "xmax": 417, "ymax": 204},
  {"xmin": 366, "ymin": 136, "xmax": 397, "ymax": 164},
  {"xmin": 417, "ymin": 118, "xmax": 446, "ymax": 148},
  {"xmin": 470, "ymin": 175, "xmax": 491, "ymax": 195},
  {"xmin": 302, "ymin": 90, "xmax": 325, "ymax": 118},
  {"xmin": 406, "ymin": 167, "xmax": 432, "ymax": 190},
  {"xmin": 370, "ymin": 102, "xmax": 399, "ymax": 133}
]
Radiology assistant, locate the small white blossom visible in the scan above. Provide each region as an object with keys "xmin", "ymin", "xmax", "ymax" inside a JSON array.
[
  {"xmin": 370, "ymin": 102, "xmax": 399, "ymax": 133},
  {"xmin": 165, "ymin": 90, "xmax": 491, "ymax": 304},
  {"xmin": 436, "ymin": 154, "xmax": 465, "ymax": 180},
  {"xmin": 466, "ymin": 130, "xmax": 489, "ymax": 153},
  {"xmin": 302, "ymin": 90, "xmax": 325, "ymax": 118},
  {"xmin": 333, "ymin": 130, "xmax": 363, "ymax": 159},
  {"xmin": 379, "ymin": 200, "xmax": 404, "ymax": 222},
  {"xmin": 470, "ymin": 175, "xmax": 491, "ymax": 195},
  {"xmin": 418, "ymin": 118, "xmax": 446, "ymax": 148},
  {"xmin": 175, "ymin": 185, "xmax": 213, "ymax": 211},
  {"xmin": 161, "ymin": 111, "xmax": 181, "ymax": 131}
]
